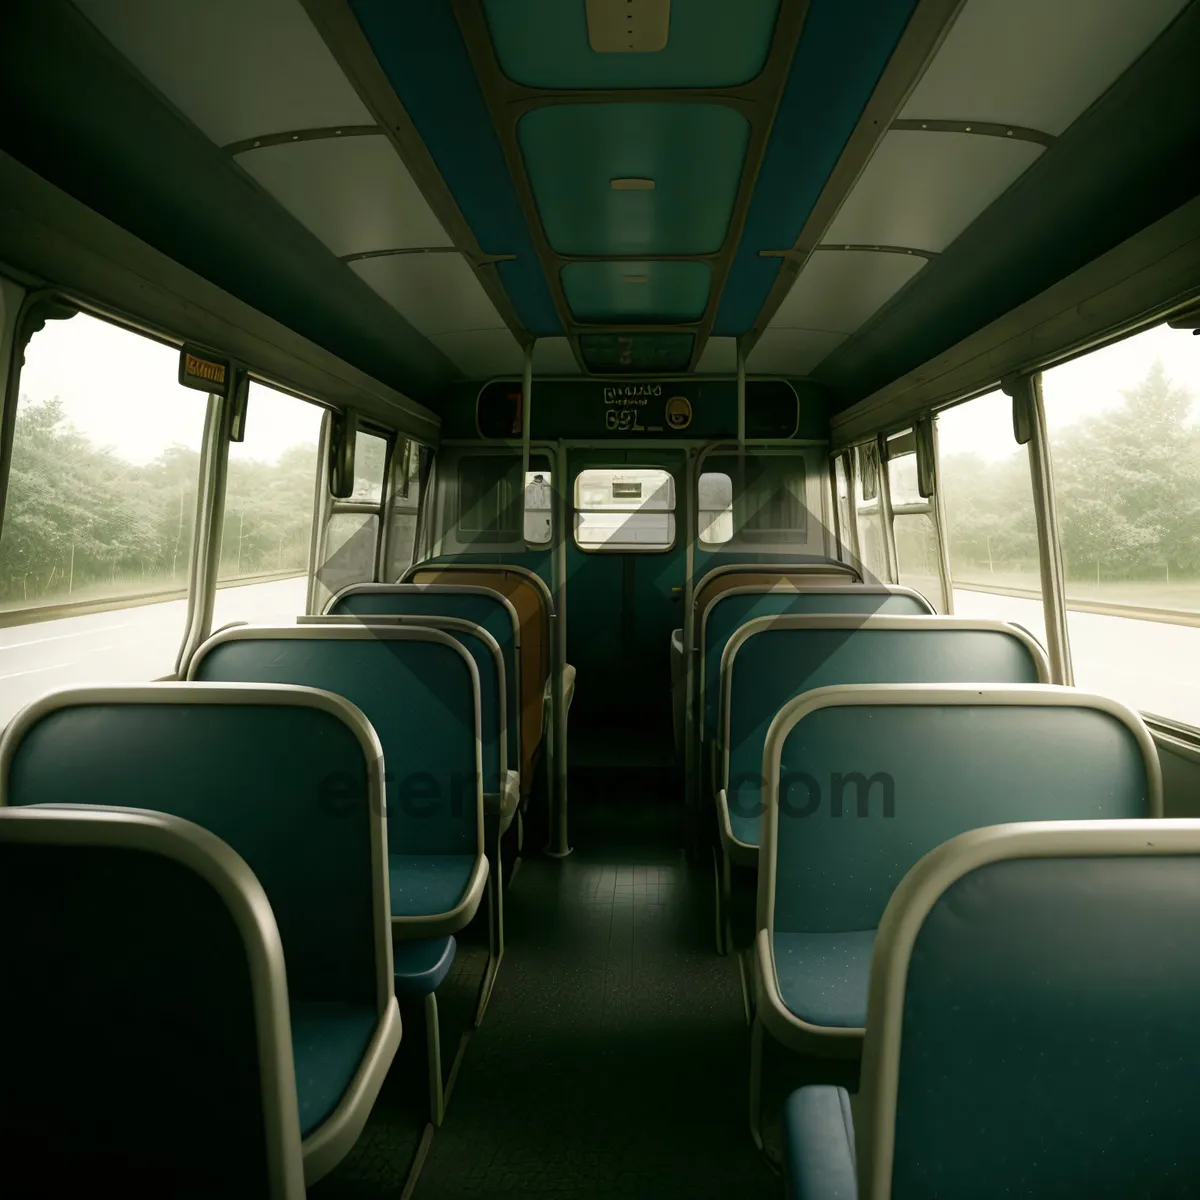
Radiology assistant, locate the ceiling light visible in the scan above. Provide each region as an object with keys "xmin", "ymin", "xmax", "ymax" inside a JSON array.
[{"xmin": 610, "ymin": 178, "xmax": 655, "ymax": 190}]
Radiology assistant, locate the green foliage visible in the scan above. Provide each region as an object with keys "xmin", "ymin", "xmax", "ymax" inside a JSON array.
[
  {"xmin": 942, "ymin": 359, "xmax": 1200, "ymax": 585},
  {"xmin": 0, "ymin": 395, "xmax": 318, "ymax": 607}
]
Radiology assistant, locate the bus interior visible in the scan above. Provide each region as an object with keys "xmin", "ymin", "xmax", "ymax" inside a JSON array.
[{"xmin": 1, "ymin": 1, "xmax": 1199, "ymax": 1196}]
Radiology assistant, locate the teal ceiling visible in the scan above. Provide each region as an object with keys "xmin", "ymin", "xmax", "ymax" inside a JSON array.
[
  {"xmin": 482, "ymin": 0, "xmax": 781, "ymax": 90},
  {"xmin": 562, "ymin": 261, "xmax": 710, "ymax": 323},
  {"xmin": 518, "ymin": 103, "xmax": 751, "ymax": 256}
]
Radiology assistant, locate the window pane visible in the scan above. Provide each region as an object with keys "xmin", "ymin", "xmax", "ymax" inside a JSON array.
[
  {"xmin": 888, "ymin": 451, "xmax": 922, "ymax": 507},
  {"xmin": 894, "ymin": 512, "xmax": 943, "ymax": 612},
  {"xmin": 314, "ymin": 512, "xmax": 378, "ymax": 610},
  {"xmin": 212, "ymin": 382, "xmax": 321, "ymax": 627},
  {"xmin": 1042, "ymin": 324, "xmax": 1200, "ymax": 725},
  {"xmin": 0, "ymin": 312, "xmax": 207, "ymax": 719},
  {"xmin": 385, "ymin": 441, "xmax": 423, "ymax": 580},
  {"xmin": 833, "ymin": 456, "xmax": 853, "ymax": 563},
  {"xmin": 458, "ymin": 455, "xmax": 520, "ymax": 542},
  {"xmin": 524, "ymin": 469, "xmax": 552, "ymax": 545},
  {"xmin": 352, "ymin": 430, "xmax": 388, "ymax": 503},
  {"xmin": 936, "ymin": 389, "xmax": 1046, "ymax": 646},
  {"xmin": 698, "ymin": 471, "xmax": 733, "ymax": 544},
  {"xmin": 574, "ymin": 468, "xmax": 676, "ymax": 550}
]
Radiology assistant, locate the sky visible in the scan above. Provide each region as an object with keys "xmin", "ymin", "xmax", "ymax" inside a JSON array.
[
  {"xmin": 936, "ymin": 323, "xmax": 1200, "ymax": 462},
  {"xmin": 18, "ymin": 312, "xmax": 322, "ymax": 465}
]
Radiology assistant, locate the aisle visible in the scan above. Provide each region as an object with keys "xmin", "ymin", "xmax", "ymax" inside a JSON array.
[{"xmin": 411, "ymin": 771, "xmax": 779, "ymax": 1199}]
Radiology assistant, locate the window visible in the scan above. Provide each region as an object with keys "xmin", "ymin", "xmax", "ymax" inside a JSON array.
[
  {"xmin": 854, "ymin": 444, "xmax": 890, "ymax": 584},
  {"xmin": 351, "ymin": 430, "xmax": 388, "ymax": 503},
  {"xmin": 315, "ymin": 511, "xmax": 378, "ymax": 606},
  {"xmin": 574, "ymin": 468, "xmax": 675, "ymax": 550},
  {"xmin": 385, "ymin": 440, "xmax": 424, "ymax": 580},
  {"xmin": 698, "ymin": 472, "xmax": 733, "ymax": 544},
  {"xmin": 211, "ymin": 382, "xmax": 321, "ymax": 628},
  {"xmin": 524, "ymin": 469, "xmax": 552, "ymax": 545},
  {"xmin": 454, "ymin": 453, "xmax": 552, "ymax": 548},
  {"xmin": 1042, "ymin": 323, "xmax": 1200, "ymax": 725},
  {"xmin": 832, "ymin": 455, "xmax": 854, "ymax": 565},
  {"xmin": 698, "ymin": 455, "xmax": 807, "ymax": 546},
  {"xmin": 935, "ymin": 389, "xmax": 1046, "ymax": 646},
  {"xmin": 0, "ymin": 311, "xmax": 207, "ymax": 722},
  {"xmin": 887, "ymin": 435, "xmax": 943, "ymax": 611}
]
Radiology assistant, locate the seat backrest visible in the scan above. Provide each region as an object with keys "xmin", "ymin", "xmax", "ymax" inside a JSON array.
[
  {"xmin": 702, "ymin": 587, "xmax": 936, "ymax": 742},
  {"xmin": 405, "ymin": 564, "xmax": 552, "ymax": 755},
  {"xmin": 0, "ymin": 805, "xmax": 304, "ymax": 1199},
  {"xmin": 859, "ymin": 820, "xmax": 1200, "ymax": 1200},
  {"xmin": 328, "ymin": 583, "xmax": 522, "ymax": 775},
  {"xmin": 724, "ymin": 617, "xmax": 1046, "ymax": 801},
  {"xmin": 299, "ymin": 614, "xmax": 506, "ymax": 794},
  {"xmin": 692, "ymin": 560, "xmax": 861, "ymax": 623},
  {"xmin": 189, "ymin": 627, "xmax": 483, "ymax": 858},
  {"xmin": 761, "ymin": 685, "xmax": 1161, "ymax": 940},
  {"xmin": 0, "ymin": 684, "xmax": 390, "ymax": 1015}
]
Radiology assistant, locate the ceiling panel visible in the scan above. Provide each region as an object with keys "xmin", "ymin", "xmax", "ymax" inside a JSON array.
[
  {"xmin": 579, "ymin": 333, "xmax": 695, "ymax": 373},
  {"xmin": 772, "ymin": 249, "xmax": 927, "ymax": 334},
  {"xmin": 532, "ymin": 338, "xmax": 583, "ymax": 375},
  {"xmin": 901, "ymin": 0, "xmax": 1189, "ymax": 135},
  {"xmin": 350, "ymin": 253, "xmax": 503, "ymax": 338},
  {"xmin": 746, "ymin": 328, "xmax": 847, "ymax": 376},
  {"xmin": 518, "ymin": 103, "xmax": 750, "ymax": 255},
  {"xmin": 483, "ymin": 0, "xmax": 780, "ymax": 89},
  {"xmin": 431, "ymin": 330, "xmax": 525, "ymax": 378},
  {"xmin": 561, "ymin": 261, "xmax": 710, "ymax": 324},
  {"xmin": 823, "ymin": 130, "xmax": 1043, "ymax": 253},
  {"xmin": 74, "ymin": 0, "xmax": 372, "ymax": 145},
  {"xmin": 236, "ymin": 135, "xmax": 451, "ymax": 256},
  {"xmin": 695, "ymin": 337, "xmax": 738, "ymax": 374}
]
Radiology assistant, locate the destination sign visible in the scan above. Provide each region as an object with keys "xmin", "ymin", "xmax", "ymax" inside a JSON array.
[{"xmin": 474, "ymin": 380, "xmax": 800, "ymax": 441}]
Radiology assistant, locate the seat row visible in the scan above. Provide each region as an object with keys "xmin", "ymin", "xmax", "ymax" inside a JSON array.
[{"xmin": 0, "ymin": 566, "xmax": 560, "ymax": 1196}]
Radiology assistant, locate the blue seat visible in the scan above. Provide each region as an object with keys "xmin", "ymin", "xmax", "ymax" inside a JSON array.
[
  {"xmin": 719, "ymin": 617, "xmax": 1047, "ymax": 863},
  {"xmin": 699, "ymin": 585, "xmax": 933, "ymax": 744},
  {"xmin": 0, "ymin": 684, "xmax": 399, "ymax": 1186},
  {"xmin": 752, "ymin": 683, "xmax": 1162, "ymax": 1144},
  {"xmin": 0, "ymin": 805, "xmax": 306, "ymax": 1199},
  {"xmin": 394, "ymin": 936, "xmax": 458, "ymax": 1127},
  {"xmin": 785, "ymin": 820, "xmax": 1200, "ymax": 1199},
  {"xmin": 188, "ymin": 626, "xmax": 488, "ymax": 937},
  {"xmin": 327, "ymin": 583, "xmax": 521, "ymax": 774}
]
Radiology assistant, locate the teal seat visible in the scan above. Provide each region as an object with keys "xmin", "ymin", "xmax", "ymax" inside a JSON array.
[
  {"xmin": 700, "ymin": 586, "xmax": 933, "ymax": 743},
  {"xmin": 0, "ymin": 684, "xmax": 400, "ymax": 1187},
  {"xmin": 0, "ymin": 805, "xmax": 305, "ymax": 1199},
  {"xmin": 719, "ymin": 617, "xmax": 1047, "ymax": 862},
  {"xmin": 785, "ymin": 821, "xmax": 1200, "ymax": 1199},
  {"xmin": 752, "ymin": 685, "xmax": 1162, "ymax": 1147},
  {"xmin": 188, "ymin": 626, "xmax": 489, "ymax": 939},
  {"xmin": 327, "ymin": 584, "xmax": 521, "ymax": 772}
]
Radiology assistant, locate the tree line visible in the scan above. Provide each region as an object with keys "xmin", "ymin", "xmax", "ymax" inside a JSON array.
[
  {"xmin": 0, "ymin": 395, "xmax": 318, "ymax": 607},
  {"xmin": 941, "ymin": 359, "xmax": 1200, "ymax": 585}
]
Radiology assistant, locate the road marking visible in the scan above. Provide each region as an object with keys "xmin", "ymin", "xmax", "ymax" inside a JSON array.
[
  {"xmin": 0, "ymin": 661, "xmax": 75, "ymax": 681},
  {"xmin": 0, "ymin": 622, "xmax": 137, "ymax": 652}
]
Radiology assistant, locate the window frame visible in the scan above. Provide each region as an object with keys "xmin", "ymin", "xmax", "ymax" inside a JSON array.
[{"xmin": 572, "ymin": 464, "xmax": 678, "ymax": 554}]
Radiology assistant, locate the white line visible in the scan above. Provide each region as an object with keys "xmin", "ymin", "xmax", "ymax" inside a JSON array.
[
  {"xmin": 0, "ymin": 661, "xmax": 75, "ymax": 682},
  {"xmin": 0, "ymin": 622, "xmax": 137, "ymax": 652}
]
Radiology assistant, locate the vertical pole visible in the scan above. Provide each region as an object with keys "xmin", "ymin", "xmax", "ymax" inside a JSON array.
[
  {"xmin": 929, "ymin": 420, "xmax": 955, "ymax": 614},
  {"xmin": 547, "ymin": 437, "xmax": 572, "ymax": 857},
  {"xmin": 736, "ymin": 342, "xmax": 746, "ymax": 451},
  {"xmin": 521, "ymin": 343, "xmax": 533, "ymax": 484},
  {"xmin": 1009, "ymin": 373, "xmax": 1074, "ymax": 684},
  {"xmin": 877, "ymin": 434, "xmax": 899, "ymax": 585}
]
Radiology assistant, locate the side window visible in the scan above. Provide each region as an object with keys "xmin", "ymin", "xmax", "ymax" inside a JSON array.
[
  {"xmin": 0, "ymin": 311, "xmax": 207, "ymax": 721},
  {"xmin": 1042, "ymin": 324, "xmax": 1200, "ymax": 725},
  {"xmin": 698, "ymin": 471, "xmax": 733, "ymax": 545},
  {"xmin": 832, "ymin": 454, "xmax": 853, "ymax": 564},
  {"xmin": 854, "ymin": 444, "xmax": 890, "ymax": 584},
  {"xmin": 384, "ymin": 440, "xmax": 424, "ymax": 580},
  {"xmin": 574, "ymin": 468, "xmax": 676, "ymax": 551},
  {"xmin": 351, "ymin": 430, "xmax": 388, "ymax": 502},
  {"xmin": 454, "ymin": 453, "xmax": 552, "ymax": 549},
  {"xmin": 211, "ymin": 382, "xmax": 322, "ymax": 627},
  {"xmin": 524, "ymin": 469, "xmax": 552, "ymax": 545},
  {"xmin": 935, "ymin": 389, "xmax": 1046, "ymax": 645},
  {"xmin": 887, "ymin": 433, "xmax": 944, "ymax": 611}
]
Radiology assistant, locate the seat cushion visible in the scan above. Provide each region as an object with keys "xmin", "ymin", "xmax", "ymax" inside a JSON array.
[
  {"xmin": 393, "ymin": 936, "xmax": 457, "ymax": 998},
  {"xmin": 389, "ymin": 853, "xmax": 477, "ymax": 918},
  {"xmin": 784, "ymin": 1086, "xmax": 858, "ymax": 1200},
  {"xmin": 775, "ymin": 930, "xmax": 876, "ymax": 1029},
  {"xmin": 290, "ymin": 999, "xmax": 378, "ymax": 1137}
]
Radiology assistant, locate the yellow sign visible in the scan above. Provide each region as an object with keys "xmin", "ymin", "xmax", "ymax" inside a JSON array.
[
  {"xmin": 178, "ymin": 344, "xmax": 231, "ymax": 394},
  {"xmin": 184, "ymin": 353, "xmax": 226, "ymax": 384},
  {"xmin": 665, "ymin": 395, "xmax": 692, "ymax": 430}
]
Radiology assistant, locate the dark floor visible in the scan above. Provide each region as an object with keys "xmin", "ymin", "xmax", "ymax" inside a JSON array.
[{"xmin": 315, "ymin": 762, "xmax": 793, "ymax": 1198}]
